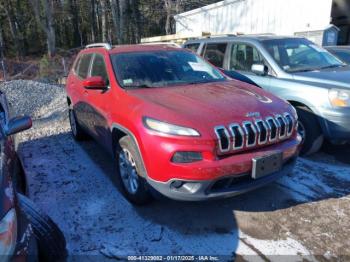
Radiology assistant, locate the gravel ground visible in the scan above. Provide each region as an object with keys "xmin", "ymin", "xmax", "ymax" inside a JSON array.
[{"xmin": 1, "ymin": 80, "xmax": 350, "ymax": 261}]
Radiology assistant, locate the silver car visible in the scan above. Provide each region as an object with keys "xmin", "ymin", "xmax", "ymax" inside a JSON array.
[{"xmin": 185, "ymin": 36, "xmax": 350, "ymax": 155}]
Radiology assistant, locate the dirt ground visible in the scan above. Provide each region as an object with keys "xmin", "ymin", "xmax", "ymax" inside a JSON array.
[{"xmin": 5, "ymin": 81, "xmax": 350, "ymax": 261}]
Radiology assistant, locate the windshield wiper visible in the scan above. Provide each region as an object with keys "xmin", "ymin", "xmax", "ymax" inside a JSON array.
[
  {"xmin": 125, "ymin": 84, "xmax": 153, "ymax": 89},
  {"xmin": 319, "ymin": 64, "xmax": 345, "ymax": 70},
  {"xmin": 187, "ymin": 79, "xmax": 226, "ymax": 85},
  {"xmin": 289, "ymin": 68, "xmax": 316, "ymax": 73}
]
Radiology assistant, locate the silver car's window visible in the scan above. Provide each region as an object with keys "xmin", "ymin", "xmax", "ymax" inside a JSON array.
[
  {"xmin": 202, "ymin": 43, "xmax": 228, "ymax": 68},
  {"xmin": 230, "ymin": 43, "xmax": 265, "ymax": 72},
  {"xmin": 263, "ymin": 38, "xmax": 344, "ymax": 73},
  {"xmin": 184, "ymin": 43, "xmax": 200, "ymax": 53}
]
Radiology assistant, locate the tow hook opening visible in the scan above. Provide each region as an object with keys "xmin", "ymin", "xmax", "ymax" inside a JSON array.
[{"xmin": 170, "ymin": 181, "xmax": 203, "ymax": 194}]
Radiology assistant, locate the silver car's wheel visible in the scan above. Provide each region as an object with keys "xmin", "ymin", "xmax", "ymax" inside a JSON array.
[
  {"xmin": 297, "ymin": 120, "xmax": 306, "ymax": 143},
  {"xmin": 295, "ymin": 106, "xmax": 323, "ymax": 156},
  {"xmin": 119, "ymin": 148, "xmax": 139, "ymax": 194}
]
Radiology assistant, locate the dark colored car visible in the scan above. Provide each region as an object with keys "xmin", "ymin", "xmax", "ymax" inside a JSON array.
[
  {"xmin": 0, "ymin": 91, "xmax": 67, "ymax": 261},
  {"xmin": 65, "ymin": 43, "xmax": 301, "ymax": 204},
  {"xmin": 325, "ymin": 46, "xmax": 350, "ymax": 64}
]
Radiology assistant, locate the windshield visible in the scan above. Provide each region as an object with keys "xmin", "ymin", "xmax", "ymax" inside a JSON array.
[
  {"xmin": 262, "ymin": 38, "xmax": 344, "ymax": 73},
  {"xmin": 111, "ymin": 50, "xmax": 226, "ymax": 88}
]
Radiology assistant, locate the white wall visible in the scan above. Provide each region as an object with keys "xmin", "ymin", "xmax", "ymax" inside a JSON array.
[{"xmin": 175, "ymin": 0, "xmax": 333, "ymax": 36}]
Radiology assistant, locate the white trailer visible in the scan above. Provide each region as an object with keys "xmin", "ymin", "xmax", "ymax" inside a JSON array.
[{"xmin": 175, "ymin": 0, "xmax": 333, "ymax": 37}]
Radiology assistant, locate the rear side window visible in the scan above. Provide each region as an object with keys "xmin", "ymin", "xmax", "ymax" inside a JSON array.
[
  {"xmin": 202, "ymin": 43, "xmax": 227, "ymax": 68},
  {"xmin": 91, "ymin": 54, "xmax": 109, "ymax": 84},
  {"xmin": 184, "ymin": 43, "xmax": 200, "ymax": 53},
  {"xmin": 77, "ymin": 54, "xmax": 93, "ymax": 79}
]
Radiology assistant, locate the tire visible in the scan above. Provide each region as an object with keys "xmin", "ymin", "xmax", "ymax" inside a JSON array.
[
  {"xmin": 115, "ymin": 136, "xmax": 153, "ymax": 205},
  {"xmin": 14, "ymin": 155, "xmax": 27, "ymax": 194},
  {"xmin": 296, "ymin": 106, "xmax": 324, "ymax": 156},
  {"xmin": 17, "ymin": 194, "xmax": 68, "ymax": 261},
  {"xmin": 69, "ymin": 109, "xmax": 88, "ymax": 141}
]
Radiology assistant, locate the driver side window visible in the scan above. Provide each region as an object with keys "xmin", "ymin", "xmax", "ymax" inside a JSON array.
[
  {"xmin": 230, "ymin": 43, "xmax": 265, "ymax": 73},
  {"xmin": 90, "ymin": 54, "xmax": 109, "ymax": 85}
]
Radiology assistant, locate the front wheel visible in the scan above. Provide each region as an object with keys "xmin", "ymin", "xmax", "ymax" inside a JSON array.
[
  {"xmin": 296, "ymin": 106, "xmax": 324, "ymax": 156},
  {"xmin": 115, "ymin": 136, "xmax": 153, "ymax": 205}
]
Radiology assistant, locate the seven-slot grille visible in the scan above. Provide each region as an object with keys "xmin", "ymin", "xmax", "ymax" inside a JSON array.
[{"xmin": 214, "ymin": 112, "xmax": 295, "ymax": 154}]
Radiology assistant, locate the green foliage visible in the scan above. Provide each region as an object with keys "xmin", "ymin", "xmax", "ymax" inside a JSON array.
[
  {"xmin": 39, "ymin": 55, "xmax": 51, "ymax": 78},
  {"xmin": 39, "ymin": 54, "xmax": 64, "ymax": 80}
]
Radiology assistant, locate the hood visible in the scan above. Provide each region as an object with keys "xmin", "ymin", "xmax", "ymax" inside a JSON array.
[
  {"xmin": 128, "ymin": 80, "xmax": 292, "ymax": 127},
  {"xmin": 292, "ymin": 66, "xmax": 350, "ymax": 89}
]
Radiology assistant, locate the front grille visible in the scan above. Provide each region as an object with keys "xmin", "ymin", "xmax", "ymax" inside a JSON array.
[
  {"xmin": 276, "ymin": 115, "xmax": 287, "ymax": 139},
  {"xmin": 229, "ymin": 124, "xmax": 244, "ymax": 149},
  {"xmin": 214, "ymin": 112, "xmax": 295, "ymax": 154},
  {"xmin": 266, "ymin": 117, "xmax": 278, "ymax": 141},
  {"xmin": 243, "ymin": 121, "xmax": 257, "ymax": 147}
]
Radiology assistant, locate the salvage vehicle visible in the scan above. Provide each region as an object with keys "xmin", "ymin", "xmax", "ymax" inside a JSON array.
[
  {"xmin": 65, "ymin": 43, "xmax": 301, "ymax": 204},
  {"xmin": 184, "ymin": 36, "xmax": 350, "ymax": 155},
  {"xmin": 0, "ymin": 91, "xmax": 67, "ymax": 261},
  {"xmin": 325, "ymin": 46, "xmax": 350, "ymax": 64}
]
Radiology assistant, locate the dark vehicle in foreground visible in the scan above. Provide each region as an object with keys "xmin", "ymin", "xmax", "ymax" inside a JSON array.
[
  {"xmin": 0, "ymin": 91, "xmax": 67, "ymax": 261},
  {"xmin": 185, "ymin": 36, "xmax": 350, "ymax": 155},
  {"xmin": 65, "ymin": 43, "xmax": 301, "ymax": 204},
  {"xmin": 325, "ymin": 46, "xmax": 350, "ymax": 64}
]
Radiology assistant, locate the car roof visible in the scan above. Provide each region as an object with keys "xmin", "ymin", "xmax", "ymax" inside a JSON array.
[
  {"xmin": 325, "ymin": 46, "xmax": 350, "ymax": 50},
  {"xmin": 83, "ymin": 44, "xmax": 183, "ymax": 55},
  {"xmin": 184, "ymin": 35, "xmax": 304, "ymax": 44}
]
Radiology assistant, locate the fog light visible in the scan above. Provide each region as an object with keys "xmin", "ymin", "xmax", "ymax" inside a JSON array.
[{"xmin": 171, "ymin": 151, "xmax": 203, "ymax": 163}]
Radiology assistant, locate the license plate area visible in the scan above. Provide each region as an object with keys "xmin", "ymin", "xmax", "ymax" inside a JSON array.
[{"xmin": 252, "ymin": 152, "xmax": 283, "ymax": 179}]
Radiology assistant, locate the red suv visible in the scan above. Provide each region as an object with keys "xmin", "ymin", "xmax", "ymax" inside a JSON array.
[{"xmin": 65, "ymin": 43, "xmax": 301, "ymax": 204}]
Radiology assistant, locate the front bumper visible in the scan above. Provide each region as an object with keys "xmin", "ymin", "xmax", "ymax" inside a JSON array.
[
  {"xmin": 320, "ymin": 107, "xmax": 350, "ymax": 141},
  {"xmin": 148, "ymin": 157, "xmax": 296, "ymax": 201}
]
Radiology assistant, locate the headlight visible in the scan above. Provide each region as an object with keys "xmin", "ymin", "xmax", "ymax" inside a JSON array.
[
  {"xmin": 0, "ymin": 209, "xmax": 17, "ymax": 257},
  {"xmin": 329, "ymin": 89, "xmax": 350, "ymax": 107},
  {"xmin": 143, "ymin": 117, "xmax": 200, "ymax": 136}
]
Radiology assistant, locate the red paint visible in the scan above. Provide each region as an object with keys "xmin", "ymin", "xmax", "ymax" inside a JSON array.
[
  {"xmin": 82, "ymin": 76, "xmax": 107, "ymax": 89},
  {"xmin": 66, "ymin": 45, "xmax": 301, "ymax": 183}
]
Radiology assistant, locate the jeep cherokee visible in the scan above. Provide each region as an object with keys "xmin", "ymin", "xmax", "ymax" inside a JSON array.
[{"xmin": 65, "ymin": 43, "xmax": 301, "ymax": 204}]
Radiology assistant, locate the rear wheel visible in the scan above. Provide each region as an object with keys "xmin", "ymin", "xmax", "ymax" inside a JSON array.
[
  {"xmin": 17, "ymin": 194, "xmax": 67, "ymax": 261},
  {"xmin": 296, "ymin": 106, "xmax": 324, "ymax": 156},
  {"xmin": 115, "ymin": 136, "xmax": 153, "ymax": 205},
  {"xmin": 69, "ymin": 109, "xmax": 88, "ymax": 141}
]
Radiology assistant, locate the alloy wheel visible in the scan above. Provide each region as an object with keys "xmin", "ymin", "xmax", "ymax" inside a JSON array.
[
  {"xmin": 119, "ymin": 148, "xmax": 139, "ymax": 194},
  {"xmin": 297, "ymin": 120, "xmax": 306, "ymax": 143}
]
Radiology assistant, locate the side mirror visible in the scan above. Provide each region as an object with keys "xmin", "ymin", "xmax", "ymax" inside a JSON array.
[
  {"xmin": 83, "ymin": 76, "xmax": 107, "ymax": 90},
  {"xmin": 251, "ymin": 64, "xmax": 268, "ymax": 76},
  {"xmin": 5, "ymin": 116, "xmax": 32, "ymax": 136}
]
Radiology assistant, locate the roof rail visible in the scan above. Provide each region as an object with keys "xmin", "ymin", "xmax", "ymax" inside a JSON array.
[
  {"xmin": 85, "ymin": 43, "xmax": 112, "ymax": 50},
  {"xmin": 207, "ymin": 34, "xmax": 236, "ymax": 38}
]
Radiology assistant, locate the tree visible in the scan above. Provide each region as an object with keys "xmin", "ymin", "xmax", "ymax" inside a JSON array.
[
  {"xmin": 0, "ymin": 0, "xmax": 221, "ymax": 58},
  {"xmin": 29, "ymin": 0, "xmax": 56, "ymax": 57}
]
